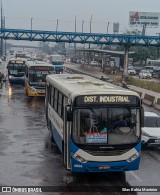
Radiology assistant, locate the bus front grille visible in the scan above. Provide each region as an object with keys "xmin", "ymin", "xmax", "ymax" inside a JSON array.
[{"xmin": 84, "ymin": 148, "xmax": 130, "ymax": 156}]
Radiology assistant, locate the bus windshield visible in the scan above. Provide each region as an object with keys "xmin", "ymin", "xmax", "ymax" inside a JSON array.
[
  {"xmin": 73, "ymin": 107, "xmax": 140, "ymax": 145},
  {"xmin": 52, "ymin": 61, "xmax": 63, "ymax": 65},
  {"xmin": 29, "ymin": 69, "xmax": 54, "ymax": 83},
  {"xmin": 8, "ymin": 63, "xmax": 25, "ymax": 76}
]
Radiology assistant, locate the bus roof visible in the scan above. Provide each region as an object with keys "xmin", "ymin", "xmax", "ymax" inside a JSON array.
[
  {"xmin": 8, "ymin": 57, "xmax": 27, "ymax": 62},
  {"xmin": 46, "ymin": 74, "xmax": 140, "ymax": 99},
  {"xmin": 26, "ymin": 60, "xmax": 53, "ymax": 67}
]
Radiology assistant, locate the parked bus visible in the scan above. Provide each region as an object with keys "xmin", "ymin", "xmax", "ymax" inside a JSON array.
[
  {"xmin": 25, "ymin": 61, "xmax": 55, "ymax": 97},
  {"xmin": 7, "ymin": 58, "xmax": 27, "ymax": 84},
  {"xmin": 45, "ymin": 74, "xmax": 143, "ymax": 173}
]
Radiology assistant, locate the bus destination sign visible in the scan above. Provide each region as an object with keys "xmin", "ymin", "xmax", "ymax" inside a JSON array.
[
  {"xmin": 31, "ymin": 66, "xmax": 53, "ymax": 71},
  {"xmin": 10, "ymin": 60, "xmax": 25, "ymax": 64},
  {"xmin": 75, "ymin": 95, "xmax": 139, "ymax": 106}
]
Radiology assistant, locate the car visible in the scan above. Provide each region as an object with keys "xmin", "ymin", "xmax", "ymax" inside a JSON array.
[
  {"xmin": 128, "ymin": 67, "xmax": 136, "ymax": 76},
  {"xmin": 90, "ymin": 61, "xmax": 99, "ymax": 66},
  {"xmin": 139, "ymin": 70, "xmax": 152, "ymax": 79},
  {"xmin": 142, "ymin": 111, "xmax": 160, "ymax": 147}
]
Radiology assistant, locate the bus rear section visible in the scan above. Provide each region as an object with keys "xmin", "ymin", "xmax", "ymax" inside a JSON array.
[
  {"xmin": 45, "ymin": 74, "xmax": 143, "ymax": 173},
  {"xmin": 7, "ymin": 58, "xmax": 26, "ymax": 85},
  {"xmin": 51, "ymin": 55, "xmax": 64, "ymax": 74},
  {"xmin": 25, "ymin": 61, "xmax": 54, "ymax": 97}
]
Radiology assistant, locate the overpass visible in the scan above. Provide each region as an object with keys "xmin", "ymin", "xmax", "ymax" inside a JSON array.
[{"xmin": 0, "ymin": 28, "xmax": 160, "ymax": 47}]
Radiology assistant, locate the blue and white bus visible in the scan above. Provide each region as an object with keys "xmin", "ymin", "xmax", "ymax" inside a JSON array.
[
  {"xmin": 45, "ymin": 74, "xmax": 143, "ymax": 173},
  {"xmin": 7, "ymin": 58, "xmax": 27, "ymax": 84}
]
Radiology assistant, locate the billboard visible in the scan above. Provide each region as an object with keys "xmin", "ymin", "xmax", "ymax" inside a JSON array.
[{"xmin": 129, "ymin": 12, "xmax": 160, "ymax": 27}]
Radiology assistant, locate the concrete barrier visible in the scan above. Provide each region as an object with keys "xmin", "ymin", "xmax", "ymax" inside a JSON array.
[
  {"xmin": 142, "ymin": 94, "xmax": 155, "ymax": 106},
  {"xmin": 154, "ymin": 98, "xmax": 160, "ymax": 110}
]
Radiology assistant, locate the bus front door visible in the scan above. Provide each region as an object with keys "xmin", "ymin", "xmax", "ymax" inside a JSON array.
[{"xmin": 64, "ymin": 106, "xmax": 71, "ymax": 170}]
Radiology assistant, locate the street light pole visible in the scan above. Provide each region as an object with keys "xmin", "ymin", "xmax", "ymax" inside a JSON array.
[
  {"xmin": 56, "ymin": 19, "xmax": 59, "ymax": 32},
  {"xmin": 82, "ymin": 20, "xmax": 84, "ymax": 33},
  {"xmin": 74, "ymin": 16, "xmax": 76, "ymax": 56},
  {"xmin": 1, "ymin": 0, "xmax": 3, "ymax": 57},
  {"xmin": 107, "ymin": 22, "xmax": 110, "ymax": 34},
  {"xmin": 89, "ymin": 14, "xmax": 92, "ymax": 49},
  {"xmin": 31, "ymin": 17, "xmax": 33, "ymax": 31}
]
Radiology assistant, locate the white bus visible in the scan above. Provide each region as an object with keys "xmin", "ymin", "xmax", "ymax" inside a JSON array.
[
  {"xmin": 45, "ymin": 74, "xmax": 143, "ymax": 173},
  {"xmin": 25, "ymin": 61, "xmax": 55, "ymax": 97}
]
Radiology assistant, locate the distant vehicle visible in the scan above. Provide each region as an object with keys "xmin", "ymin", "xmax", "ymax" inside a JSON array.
[
  {"xmin": 15, "ymin": 52, "xmax": 26, "ymax": 58},
  {"xmin": 51, "ymin": 54, "xmax": 63, "ymax": 74},
  {"xmin": 142, "ymin": 111, "xmax": 160, "ymax": 147},
  {"xmin": 0, "ymin": 59, "xmax": 2, "ymax": 63},
  {"xmin": 139, "ymin": 70, "xmax": 152, "ymax": 79},
  {"xmin": 90, "ymin": 61, "xmax": 99, "ymax": 66},
  {"xmin": 7, "ymin": 58, "xmax": 27, "ymax": 84},
  {"xmin": 147, "ymin": 59, "xmax": 160, "ymax": 67},
  {"xmin": 24, "ymin": 61, "xmax": 55, "ymax": 97},
  {"xmin": 128, "ymin": 67, "xmax": 136, "ymax": 76},
  {"xmin": 144, "ymin": 65, "xmax": 160, "ymax": 78}
]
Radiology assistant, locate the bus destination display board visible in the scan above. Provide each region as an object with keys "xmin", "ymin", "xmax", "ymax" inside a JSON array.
[{"xmin": 75, "ymin": 95, "xmax": 140, "ymax": 106}]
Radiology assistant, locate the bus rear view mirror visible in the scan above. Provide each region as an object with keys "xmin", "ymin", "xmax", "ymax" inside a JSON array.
[{"xmin": 66, "ymin": 107, "xmax": 73, "ymax": 121}]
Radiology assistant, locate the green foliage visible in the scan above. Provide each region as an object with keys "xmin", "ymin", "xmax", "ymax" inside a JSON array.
[{"xmin": 128, "ymin": 77, "xmax": 160, "ymax": 93}]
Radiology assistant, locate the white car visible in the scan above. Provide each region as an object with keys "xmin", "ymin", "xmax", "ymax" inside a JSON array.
[
  {"xmin": 128, "ymin": 68, "xmax": 136, "ymax": 76},
  {"xmin": 142, "ymin": 111, "xmax": 160, "ymax": 147},
  {"xmin": 139, "ymin": 70, "xmax": 152, "ymax": 79},
  {"xmin": 90, "ymin": 61, "xmax": 99, "ymax": 66}
]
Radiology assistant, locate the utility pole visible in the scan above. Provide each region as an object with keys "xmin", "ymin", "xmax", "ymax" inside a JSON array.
[
  {"xmin": 107, "ymin": 22, "xmax": 110, "ymax": 34},
  {"xmin": 0, "ymin": 0, "xmax": 3, "ymax": 57},
  {"xmin": 74, "ymin": 16, "xmax": 76, "ymax": 57},
  {"xmin": 89, "ymin": 14, "xmax": 92, "ymax": 49}
]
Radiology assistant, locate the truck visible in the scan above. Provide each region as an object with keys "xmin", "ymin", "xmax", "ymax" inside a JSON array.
[{"xmin": 51, "ymin": 54, "xmax": 64, "ymax": 74}]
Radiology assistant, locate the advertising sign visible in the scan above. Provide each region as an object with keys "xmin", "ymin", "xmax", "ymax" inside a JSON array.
[{"xmin": 129, "ymin": 11, "xmax": 160, "ymax": 27}]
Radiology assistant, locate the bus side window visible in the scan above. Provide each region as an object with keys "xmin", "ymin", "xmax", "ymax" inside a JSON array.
[
  {"xmin": 54, "ymin": 89, "xmax": 58, "ymax": 112},
  {"xmin": 51, "ymin": 86, "xmax": 54, "ymax": 108}
]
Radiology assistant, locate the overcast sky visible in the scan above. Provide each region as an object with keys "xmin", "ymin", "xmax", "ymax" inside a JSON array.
[
  {"xmin": 2, "ymin": 0, "xmax": 160, "ymax": 46},
  {"xmin": 2, "ymin": 0, "xmax": 160, "ymax": 34}
]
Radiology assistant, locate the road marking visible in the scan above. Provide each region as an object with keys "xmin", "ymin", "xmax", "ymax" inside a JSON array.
[{"xmin": 129, "ymin": 171, "xmax": 143, "ymax": 182}]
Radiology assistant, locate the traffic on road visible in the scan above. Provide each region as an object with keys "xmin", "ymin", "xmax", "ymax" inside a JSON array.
[{"xmin": 0, "ymin": 57, "xmax": 160, "ymax": 194}]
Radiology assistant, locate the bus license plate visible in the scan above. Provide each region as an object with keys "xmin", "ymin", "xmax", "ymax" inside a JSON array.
[
  {"xmin": 155, "ymin": 140, "xmax": 160, "ymax": 143},
  {"xmin": 99, "ymin": 166, "xmax": 110, "ymax": 170}
]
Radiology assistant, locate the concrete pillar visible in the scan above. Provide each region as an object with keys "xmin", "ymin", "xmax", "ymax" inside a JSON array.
[{"xmin": 123, "ymin": 46, "xmax": 130, "ymax": 79}]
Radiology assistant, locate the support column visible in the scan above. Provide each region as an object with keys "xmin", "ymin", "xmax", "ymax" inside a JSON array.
[{"xmin": 123, "ymin": 46, "xmax": 130, "ymax": 81}]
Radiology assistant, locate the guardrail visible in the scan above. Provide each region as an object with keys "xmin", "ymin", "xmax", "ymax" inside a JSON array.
[
  {"xmin": 142, "ymin": 94, "xmax": 155, "ymax": 106},
  {"xmin": 154, "ymin": 98, "xmax": 160, "ymax": 110}
]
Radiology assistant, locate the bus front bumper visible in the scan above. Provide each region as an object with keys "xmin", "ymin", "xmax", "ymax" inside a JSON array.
[{"xmin": 70, "ymin": 156, "xmax": 140, "ymax": 172}]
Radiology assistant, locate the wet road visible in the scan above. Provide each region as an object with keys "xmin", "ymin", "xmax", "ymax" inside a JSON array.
[{"xmin": 0, "ymin": 69, "xmax": 160, "ymax": 194}]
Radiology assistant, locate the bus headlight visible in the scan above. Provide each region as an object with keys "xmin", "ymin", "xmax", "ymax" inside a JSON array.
[
  {"xmin": 9, "ymin": 75, "xmax": 13, "ymax": 79},
  {"xmin": 30, "ymin": 87, "xmax": 37, "ymax": 92},
  {"xmin": 71, "ymin": 152, "xmax": 87, "ymax": 163},
  {"xmin": 127, "ymin": 152, "xmax": 141, "ymax": 162}
]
